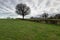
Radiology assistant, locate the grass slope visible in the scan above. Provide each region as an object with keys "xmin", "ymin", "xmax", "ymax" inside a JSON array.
[{"xmin": 0, "ymin": 19, "xmax": 60, "ymax": 40}]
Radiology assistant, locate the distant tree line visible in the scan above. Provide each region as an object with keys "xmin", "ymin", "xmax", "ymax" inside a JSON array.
[
  {"xmin": 30, "ymin": 13, "xmax": 60, "ymax": 24},
  {"xmin": 31, "ymin": 13, "xmax": 60, "ymax": 19},
  {"xmin": 15, "ymin": 3, "xmax": 60, "ymax": 24}
]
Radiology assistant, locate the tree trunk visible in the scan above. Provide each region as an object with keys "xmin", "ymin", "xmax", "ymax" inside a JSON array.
[{"xmin": 22, "ymin": 15, "xmax": 24, "ymax": 20}]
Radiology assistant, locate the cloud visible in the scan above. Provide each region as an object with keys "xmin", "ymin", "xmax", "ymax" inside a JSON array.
[{"xmin": 0, "ymin": 0, "xmax": 60, "ymax": 18}]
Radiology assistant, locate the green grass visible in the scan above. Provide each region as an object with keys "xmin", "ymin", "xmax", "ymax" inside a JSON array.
[{"xmin": 0, "ymin": 19, "xmax": 60, "ymax": 40}]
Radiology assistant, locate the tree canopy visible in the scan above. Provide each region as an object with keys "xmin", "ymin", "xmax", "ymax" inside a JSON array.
[{"xmin": 16, "ymin": 3, "xmax": 30, "ymax": 19}]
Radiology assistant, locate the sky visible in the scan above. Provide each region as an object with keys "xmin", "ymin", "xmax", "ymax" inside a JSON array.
[{"xmin": 0, "ymin": 0, "xmax": 60, "ymax": 18}]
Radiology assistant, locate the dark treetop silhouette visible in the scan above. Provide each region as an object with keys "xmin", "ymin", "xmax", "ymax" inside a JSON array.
[
  {"xmin": 42, "ymin": 13, "xmax": 48, "ymax": 19},
  {"xmin": 16, "ymin": 3, "xmax": 30, "ymax": 19}
]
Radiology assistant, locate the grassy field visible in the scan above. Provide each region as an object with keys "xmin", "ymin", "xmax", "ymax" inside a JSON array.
[{"xmin": 0, "ymin": 19, "xmax": 60, "ymax": 40}]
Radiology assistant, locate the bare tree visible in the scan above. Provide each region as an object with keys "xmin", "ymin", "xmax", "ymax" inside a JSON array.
[
  {"xmin": 42, "ymin": 13, "xmax": 48, "ymax": 19},
  {"xmin": 16, "ymin": 3, "xmax": 30, "ymax": 19},
  {"xmin": 42, "ymin": 13, "xmax": 48, "ymax": 23}
]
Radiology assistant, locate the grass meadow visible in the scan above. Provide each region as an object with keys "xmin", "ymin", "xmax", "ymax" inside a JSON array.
[{"xmin": 0, "ymin": 19, "xmax": 60, "ymax": 40}]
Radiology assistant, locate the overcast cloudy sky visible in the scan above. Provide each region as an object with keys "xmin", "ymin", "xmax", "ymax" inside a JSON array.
[{"xmin": 0, "ymin": 0, "xmax": 60, "ymax": 18}]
